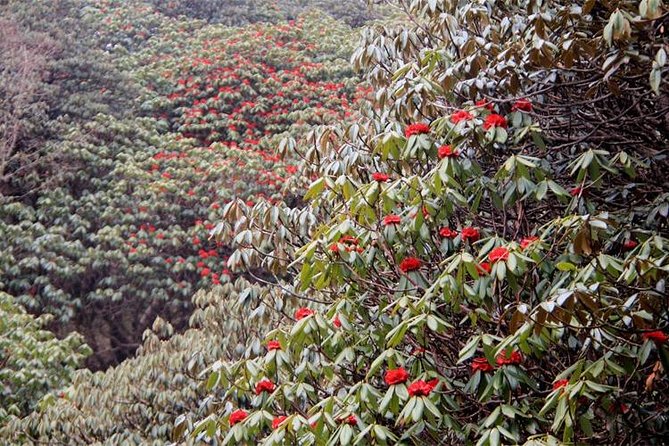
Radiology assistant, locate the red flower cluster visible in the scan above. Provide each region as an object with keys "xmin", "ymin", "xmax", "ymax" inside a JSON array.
[
  {"xmin": 477, "ymin": 262, "xmax": 492, "ymax": 274},
  {"xmin": 438, "ymin": 145, "xmax": 459, "ymax": 159},
  {"xmin": 384, "ymin": 367, "xmax": 409, "ymax": 385},
  {"xmin": 553, "ymin": 379, "xmax": 569, "ymax": 391},
  {"xmin": 267, "ymin": 340, "xmax": 281, "ymax": 350},
  {"xmin": 333, "ymin": 314, "xmax": 341, "ymax": 328},
  {"xmin": 372, "ymin": 172, "xmax": 391, "ymax": 182},
  {"xmin": 407, "ymin": 379, "xmax": 438, "ymax": 397},
  {"xmin": 520, "ymin": 236, "xmax": 539, "ymax": 250},
  {"xmin": 623, "ymin": 239, "xmax": 638, "ymax": 250},
  {"xmin": 255, "ymin": 379, "xmax": 276, "ymax": 395},
  {"xmin": 450, "ymin": 110, "xmax": 474, "ymax": 124},
  {"xmin": 295, "ymin": 307, "xmax": 314, "ymax": 320},
  {"xmin": 642, "ymin": 330, "xmax": 669, "ymax": 344},
  {"xmin": 383, "ymin": 215, "xmax": 401, "ymax": 226},
  {"xmin": 404, "ymin": 123, "xmax": 430, "ymax": 137},
  {"xmin": 461, "ymin": 227, "xmax": 480, "ymax": 242},
  {"xmin": 512, "ymin": 98, "xmax": 532, "ymax": 112},
  {"xmin": 229, "ymin": 409, "xmax": 247, "ymax": 426},
  {"xmin": 476, "ymin": 99, "xmax": 494, "ymax": 111},
  {"xmin": 483, "ymin": 114, "xmax": 507, "ymax": 130},
  {"xmin": 340, "ymin": 415, "xmax": 357, "ymax": 425},
  {"xmin": 400, "ymin": 257, "xmax": 421, "ymax": 272},
  {"xmin": 471, "ymin": 357, "xmax": 494, "ymax": 373},
  {"xmin": 495, "ymin": 350, "xmax": 523, "ymax": 366},
  {"xmin": 488, "ymin": 246, "xmax": 509, "ymax": 263},
  {"xmin": 439, "ymin": 227, "xmax": 458, "ymax": 239},
  {"xmin": 272, "ymin": 415, "xmax": 288, "ymax": 429}
]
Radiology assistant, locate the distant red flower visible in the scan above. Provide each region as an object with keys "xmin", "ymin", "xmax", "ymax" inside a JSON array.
[
  {"xmin": 407, "ymin": 379, "xmax": 434, "ymax": 397},
  {"xmin": 439, "ymin": 227, "xmax": 458, "ymax": 239},
  {"xmin": 200, "ymin": 268, "xmax": 211, "ymax": 277},
  {"xmin": 229, "ymin": 409, "xmax": 247, "ymax": 426},
  {"xmin": 623, "ymin": 240, "xmax": 638, "ymax": 250},
  {"xmin": 333, "ymin": 315, "xmax": 341, "ymax": 328},
  {"xmin": 488, "ymin": 246, "xmax": 509, "ymax": 263},
  {"xmin": 476, "ymin": 99, "xmax": 494, "ymax": 111},
  {"xmin": 272, "ymin": 415, "xmax": 288, "ymax": 429},
  {"xmin": 477, "ymin": 262, "xmax": 492, "ymax": 275},
  {"xmin": 642, "ymin": 330, "xmax": 669, "ymax": 344},
  {"xmin": 553, "ymin": 379, "xmax": 569, "ymax": 391},
  {"xmin": 520, "ymin": 236, "xmax": 539, "ymax": 250},
  {"xmin": 512, "ymin": 99, "xmax": 533, "ymax": 112},
  {"xmin": 496, "ymin": 350, "xmax": 523, "ymax": 366},
  {"xmin": 461, "ymin": 227, "xmax": 480, "ymax": 242},
  {"xmin": 383, "ymin": 215, "xmax": 401, "ymax": 226},
  {"xmin": 400, "ymin": 257, "xmax": 421, "ymax": 272},
  {"xmin": 405, "ymin": 123, "xmax": 431, "ymax": 137},
  {"xmin": 483, "ymin": 114, "xmax": 507, "ymax": 130},
  {"xmin": 438, "ymin": 145, "xmax": 459, "ymax": 159},
  {"xmin": 450, "ymin": 110, "xmax": 474, "ymax": 124},
  {"xmin": 340, "ymin": 415, "xmax": 357, "ymax": 425},
  {"xmin": 339, "ymin": 235, "xmax": 359, "ymax": 245},
  {"xmin": 471, "ymin": 357, "xmax": 494, "ymax": 373},
  {"xmin": 329, "ymin": 243, "xmax": 339, "ymax": 253},
  {"xmin": 384, "ymin": 367, "xmax": 410, "ymax": 386},
  {"xmin": 372, "ymin": 172, "xmax": 391, "ymax": 182},
  {"xmin": 295, "ymin": 307, "xmax": 314, "ymax": 320},
  {"xmin": 570, "ymin": 186, "xmax": 583, "ymax": 197},
  {"xmin": 255, "ymin": 379, "xmax": 276, "ymax": 395},
  {"xmin": 267, "ymin": 340, "xmax": 281, "ymax": 350}
]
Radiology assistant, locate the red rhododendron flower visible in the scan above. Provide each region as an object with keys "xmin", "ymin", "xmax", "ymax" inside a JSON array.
[
  {"xmin": 553, "ymin": 379, "xmax": 569, "ymax": 391},
  {"xmin": 488, "ymin": 246, "xmax": 510, "ymax": 263},
  {"xmin": 383, "ymin": 215, "xmax": 401, "ymax": 225},
  {"xmin": 496, "ymin": 350, "xmax": 523, "ymax": 366},
  {"xmin": 483, "ymin": 114, "xmax": 507, "ymax": 130},
  {"xmin": 570, "ymin": 186, "xmax": 583, "ymax": 196},
  {"xmin": 623, "ymin": 240, "xmax": 638, "ymax": 250},
  {"xmin": 340, "ymin": 415, "xmax": 357, "ymax": 425},
  {"xmin": 405, "ymin": 123, "xmax": 431, "ymax": 137},
  {"xmin": 267, "ymin": 340, "xmax": 281, "ymax": 350},
  {"xmin": 400, "ymin": 257, "xmax": 421, "ymax": 272},
  {"xmin": 372, "ymin": 172, "xmax": 391, "ymax": 182},
  {"xmin": 642, "ymin": 330, "xmax": 669, "ymax": 344},
  {"xmin": 477, "ymin": 262, "xmax": 492, "ymax": 275},
  {"xmin": 476, "ymin": 99, "xmax": 494, "ymax": 111},
  {"xmin": 333, "ymin": 315, "xmax": 341, "ymax": 328},
  {"xmin": 295, "ymin": 307, "xmax": 314, "ymax": 320},
  {"xmin": 272, "ymin": 416, "xmax": 288, "ymax": 429},
  {"xmin": 255, "ymin": 379, "xmax": 276, "ymax": 395},
  {"xmin": 512, "ymin": 98, "xmax": 533, "ymax": 112},
  {"xmin": 450, "ymin": 110, "xmax": 474, "ymax": 124},
  {"xmin": 471, "ymin": 357, "xmax": 494, "ymax": 373},
  {"xmin": 407, "ymin": 379, "xmax": 434, "ymax": 397},
  {"xmin": 438, "ymin": 145, "xmax": 459, "ymax": 159},
  {"xmin": 439, "ymin": 227, "xmax": 458, "ymax": 239},
  {"xmin": 229, "ymin": 409, "xmax": 247, "ymax": 426},
  {"xmin": 461, "ymin": 227, "xmax": 480, "ymax": 242},
  {"xmin": 384, "ymin": 367, "xmax": 410, "ymax": 386},
  {"xmin": 339, "ymin": 235, "xmax": 359, "ymax": 245},
  {"xmin": 520, "ymin": 236, "xmax": 539, "ymax": 250},
  {"xmin": 329, "ymin": 243, "xmax": 339, "ymax": 253}
]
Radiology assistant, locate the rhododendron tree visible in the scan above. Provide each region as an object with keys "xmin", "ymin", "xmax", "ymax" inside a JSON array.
[{"xmin": 189, "ymin": 1, "xmax": 669, "ymax": 445}]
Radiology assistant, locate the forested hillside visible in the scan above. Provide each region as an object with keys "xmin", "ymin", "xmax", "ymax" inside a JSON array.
[{"xmin": 1, "ymin": 1, "xmax": 668, "ymax": 445}]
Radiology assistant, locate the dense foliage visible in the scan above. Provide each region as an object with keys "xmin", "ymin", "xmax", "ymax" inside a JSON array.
[
  {"xmin": 2, "ymin": 0, "xmax": 668, "ymax": 445},
  {"xmin": 0, "ymin": 0, "xmax": 364, "ymax": 369},
  {"xmin": 0, "ymin": 293, "xmax": 90, "ymax": 425},
  {"xmin": 181, "ymin": 1, "xmax": 669, "ymax": 445}
]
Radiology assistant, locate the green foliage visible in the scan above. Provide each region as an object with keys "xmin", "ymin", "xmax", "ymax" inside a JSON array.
[
  {"xmin": 0, "ymin": 281, "xmax": 290, "ymax": 445},
  {"xmin": 0, "ymin": 293, "xmax": 90, "ymax": 424},
  {"xmin": 0, "ymin": 1, "xmax": 362, "ymax": 369},
  {"xmin": 187, "ymin": 0, "xmax": 669, "ymax": 444}
]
